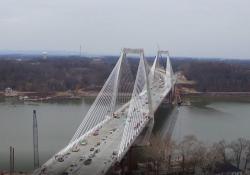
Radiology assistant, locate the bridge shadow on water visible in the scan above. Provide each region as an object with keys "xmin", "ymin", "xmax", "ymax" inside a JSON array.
[{"xmin": 153, "ymin": 104, "xmax": 176, "ymax": 135}]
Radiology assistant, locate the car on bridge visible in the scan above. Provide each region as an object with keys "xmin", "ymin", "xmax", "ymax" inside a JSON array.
[
  {"xmin": 80, "ymin": 139, "xmax": 87, "ymax": 146},
  {"xmin": 84, "ymin": 158, "xmax": 92, "ymax": 165},
  {"xmin": 93, "ymin": 130, "xmax": 99, "ymax": 136},
  {"xmin": 96, "ymin": 142, "xmax": 101, "ymax": 146},
  {"xmin": 55, "ymin": 155, "xmax": 64, "ymax": 162},
  {"xmin": 113, "ymin": 112, "xmax": 119, "ymax": 118},
  {"xmin": 71, "ymin": 146, "xmax": 80, "ymax": 152},
  {"xmin": 95, "ymin": 149, "xmax": 100, "ymax": 154},
  {"xmin": 79, "ymin": 156, "xmax": 85, "ymax": 162},
  {"xmin": 112, "ymin": 151, "xmax": 118, "ymax": 156}
]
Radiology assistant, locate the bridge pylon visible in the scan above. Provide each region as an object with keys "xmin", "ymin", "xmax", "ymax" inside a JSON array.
[{"xmin": 118, "ymin": 48, "xmax": 154, "ymax": 158}]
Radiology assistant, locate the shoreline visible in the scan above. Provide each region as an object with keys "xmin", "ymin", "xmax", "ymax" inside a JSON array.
[
  {"xmin": 2, "ymin": 90, "xmax": 250, "ymax": 102},
  {"xmin": 0, "ymin": 90, "xmax": 99, "ymax": 101},
  {"xmin": 0, "ymin": 171, "xmax": 31, "ymax": 175},
  {"xmin": 182, "ymin": 91, "xmax": 250, "ymax": 97}
]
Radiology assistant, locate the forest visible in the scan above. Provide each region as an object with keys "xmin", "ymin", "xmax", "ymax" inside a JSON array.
[
  {"xmin": 172, "ymin": 58, "xmax": 250, "ymax": 92},
  {"xmin": 0, "ymin": 56, "xmax": 114, "ymax": 92},
  {"xmin": 0, "ymin": 55, "xmax": 250, "ymax": 93}
]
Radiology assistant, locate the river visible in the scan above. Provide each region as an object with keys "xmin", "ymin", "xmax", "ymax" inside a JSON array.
[
  {"xmin": 0, "ymin": 96, "xmax": 249, "ymax": 171},
  {"xmin": 171, "ymin": 96, "xmax": 250, "ymax": 143}
]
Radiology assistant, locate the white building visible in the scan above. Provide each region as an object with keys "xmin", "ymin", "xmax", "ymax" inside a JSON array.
[{"xmin": 4, "ymin": 87, "xmax": 18, "ymax": 97}]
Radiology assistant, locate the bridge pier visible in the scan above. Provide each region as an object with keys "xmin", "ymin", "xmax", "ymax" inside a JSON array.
[
  {"xmin": 110, "ymin": 148, "xmax": 135, "ymax": 175},
  {"xmin": 169, "ymin": 85, "xmax": 176, "ymax": 104},
  {"xmin": 162, "ymin": 86, "xmax": 176, "ymax": 105},
  {"xmin": 133, "ymin": 117, "xmax": 154, "ymax": 146}
]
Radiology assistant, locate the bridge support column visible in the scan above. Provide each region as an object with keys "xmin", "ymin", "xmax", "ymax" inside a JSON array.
[
  {"xmin": 134, "ymin": 117, "xmax": 154, "ymax": 146},
  {"xmin": 168, "ymin": 85, "xmax": 175, "ymax": 104},
  {"xmin": 172, "ymin": 85, "xmax": 175, "ymax": 104},
  {"xmin": 145, "ymin": 117, "xmax": 154, "ymax": 145},
  {"xmin": 168, "ymin": 91, "xmax": 172, "ymax": 104}
]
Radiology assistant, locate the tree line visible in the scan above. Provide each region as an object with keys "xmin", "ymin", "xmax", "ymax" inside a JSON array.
[
  {"xmin": 0, "ymin": 56, "xmax": 250, "ymax": 93},
  {"xmin": 0, "ymin": 58, "xmax": 114, "ymax": 92},
  {"xmin": 172, "ymin": 58, "xmax": 250, "ymax": 92}
]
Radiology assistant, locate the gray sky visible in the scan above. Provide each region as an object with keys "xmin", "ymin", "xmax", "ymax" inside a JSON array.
[{"xmin": 0, "ymin": 0, "xmax": 250, "ymax": 59}]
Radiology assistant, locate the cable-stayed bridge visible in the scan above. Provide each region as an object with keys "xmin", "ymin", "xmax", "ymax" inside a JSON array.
[{"xmin": 33, "ymin": 48, "xmax": 176, "ymax": 175}]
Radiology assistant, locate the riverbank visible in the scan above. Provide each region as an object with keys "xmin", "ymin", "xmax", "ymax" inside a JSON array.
[
  {"xmin": 0, "ymin": 89, "xmax": 99, "ymax": 102},
  {"xmin": 179, "ymin": 91, "xmax": 250, "ymax": 105},
  {"xmin": 176, "ymin": 72, "xmax": 250, "ymax": 97},
  {"xmin": 0, "ymin": 171, "xmax": 31, "ymax": 175},
  {"xmin": 182, "ymin": 91, "xmax": 250, "ymax": 97}
]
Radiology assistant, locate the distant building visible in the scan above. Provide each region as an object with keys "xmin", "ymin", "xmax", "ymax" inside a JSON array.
[
  {"xmin": 42, "ymin": 51, "xmax": 47, "ymax": 60},
  {"xmin": 4, "ymin": 87, "xmax": 17, "ymax": 97},
  {"xmin": 214, "ymin": 162, "xmax": 242, "ymax": 175}
]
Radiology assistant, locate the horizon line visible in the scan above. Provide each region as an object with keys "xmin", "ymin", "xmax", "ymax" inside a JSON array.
[{"xmin": 0, "ymin": 49, "xmax": 249, "ymax": 60}]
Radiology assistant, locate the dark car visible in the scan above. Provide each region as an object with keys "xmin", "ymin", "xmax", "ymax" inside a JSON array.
[{"xmin": 84, "ymin": 158, "xmax": 92, "ymax": 165}]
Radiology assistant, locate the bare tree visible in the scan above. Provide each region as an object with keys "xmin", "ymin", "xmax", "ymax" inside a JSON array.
[
  {"xmin": 229, "ymin": 138, "xmax": 248, "ymax": 169},
  {"xmin": 140, "ymin": 136, "xmax": 250, "ymax": 175},
  {"xmin": 243, "ymin": 140, "xmax": 250, "ymax": 172},
  {"xmin": 212, "ymin": 140, "xmax": 228, "ymax": 163},
  {"xmin": 177, "ymin": 135, "xmax": 200, "ymax": 173},
  {"xmin": 189, "ymin": 141, "xmax": 207, "ymax": 172},
  {"xmin": 145, "ymin": 134, "xmax": 175, "ymax": 174},
  {"xmin": 146, "ymin": 134, "xmax": 170, "ymax": 160},
  {"xmin": 201, "ymin": 147, "xmax": 217, "ymax": 174}
]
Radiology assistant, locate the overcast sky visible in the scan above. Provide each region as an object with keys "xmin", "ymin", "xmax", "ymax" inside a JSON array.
[{"xmin": 0, "ymin": 0, "xmax": 250, "ymax": 58}]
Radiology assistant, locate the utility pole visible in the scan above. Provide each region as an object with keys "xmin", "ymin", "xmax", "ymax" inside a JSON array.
[
  {"xmin": 80, "ymin": 45, "xmax": 82, "ymax": 57},
  {"xmin": 9, "ymin": 146, "xmax": 14, "ymax": 175},
  {"xmin": 33, "ymin": 110, "xmax": 39, "ymax": 169}
]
